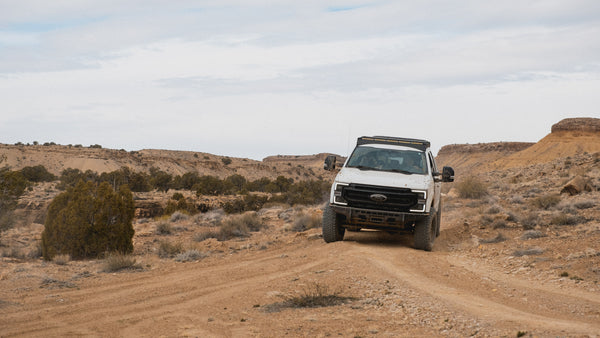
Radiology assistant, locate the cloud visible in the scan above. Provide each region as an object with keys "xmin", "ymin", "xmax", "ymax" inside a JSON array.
[{"xmin": 1, "ymin": 1, "xmax": 599, "ymax": 159}]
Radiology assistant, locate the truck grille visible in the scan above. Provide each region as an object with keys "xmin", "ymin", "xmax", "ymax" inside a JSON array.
[{"xmin": 342, "ymin": 184, "xmax": 422, "ymax": 212}]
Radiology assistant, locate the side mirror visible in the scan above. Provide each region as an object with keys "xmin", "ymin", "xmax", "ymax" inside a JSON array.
[
  {"xmin": 324, "ymin": 155, "xmax": 337, "ymax": 171},
  {"xmin": 442, "ymin": 166, "xmax": 454, "ymax": 182}
]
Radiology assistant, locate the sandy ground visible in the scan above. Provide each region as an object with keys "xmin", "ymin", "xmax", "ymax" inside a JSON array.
[{"xmin": 1, "ymin": 206, "xmax": 599, "ymax": 337}]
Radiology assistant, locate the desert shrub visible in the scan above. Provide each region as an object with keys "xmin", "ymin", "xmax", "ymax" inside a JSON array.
[
  {"xmin": 99, "ymin": 167, "xmax": 151, "ymax": 192},
  {"xmin": 149, "ymin": 167, "xmax": 173, "ymax": 192},
  {"xmin": 0, "ymin": 168, "xmax": 29, "ymax": 232},
  {"xmin": 155, "ymin": 221, "xmax": 173, "ymax": 235},
  {"xmin": 20, "ymin": 165, "xmax": 57, "ymax": 182},
  {"xmin": 574, "ymin": 200, "xmax": 595, "ymax": 209},
  {"xmin": 174, "ymin": 250, "xmax": 207, "ymax": 262},
  {"xmin": 520, "ymin": 213, "xmax": 539, "ymax": 230},
  {"xmin": 194, "ymin": 230, "xmax": 220, "ymax": 242},
  {"xmin": 102, "ymin": 252, "xmax": 141, "ymax": 272},
  {"xmin": 194, "ymin": 175, "xmax": 226, "ymax": 196},
  {"xmin": 291, "ymin": 212, "xmax": 321, "ymax": 232},
  {"xmin": 512, "ymin": 247, "xmax": 544, "ymax": 257},
  {"xmin": 506, "ymin": 211, "xmax": 519, "ymax": 223},
  {"xmin": 485, "ymin": 205, "xmax": 502, "ymax": 214},
  {"xmin": 222, "ymin": 194, "xmax": 269, "ymax": 214},
  {"xmin": 41, "ymin": 181, "xmax": 135, "ymax": 260},
  {"xmin": 550, "ymin": 213, "xmax": 582, "ymax": 226},
  {"xmin": 510, "ymin": 195, "xmax": 524, "ymax": 204},
  {"xmin": 171, "ymin": 192, "xmax": 185, "ymax": 201},
  {"xmin": 57, "ymin": 168, "xmax": 99, "ymax": 190},
  {"xmin": 221, "ymin": 157, "xmax": 232, "ymax": 166},
  {"xmin": 172, "ymin": 172, "xmax": 200, "ymax": 190},
  {"xmin": 479, "ymin": 233, "xmax": 507, "ymax": 244},
  {"xmin": 521, "ymin": 230, "xmax": 546, "ymax": 240},
  {"xmin": 239, "ymin": 212, "xmax": 264, "ymax": 232},
  {"xmin": 491, "ymin": 219, "xmax": 507, "ymax": 229},
  {"xmin": 531, "ymin": 194, "xmax": 561, "ymax": 210},
  {"xmin": 478, "ymin": 215, "xmax": 493, "ymax": 227},
  {"xmin": 169, "ymin": 211, "xmax": 189, "ymax": 222},
  {"xmin": 216, "ymin": 212, "xmax": 264, "ymax": 241},
  {"xmin": 245, "ymin": 177, "xmax": 273, "ymax": 192},
  {"xmin": 455, "ymin": 175, "xmax": 488, "ymax": 199},
  {"xmin": 158, "ymin": 240, "xmax": 183, "ymax": 258},
  {"xmin": 53, "ymin": 254, "xmax": 71, "ymax": 265},
  {"xmin": 224, "ymin": 174, "xmax": 247, "ymax": 193},
  {"xmin": 163, "ymin": 197, "xmax": 197, "ymax": 216},
  {"xmin": 277, "ymin": 282, "xmax": 353, "ymax": 309},
  {"xmin": 279, "ymin": 180, "xmax": 329, "ymax": 205}
]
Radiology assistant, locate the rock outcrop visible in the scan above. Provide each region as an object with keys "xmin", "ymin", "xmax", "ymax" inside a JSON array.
[{"xmin": 551, "ymin": 117, "xmax": 600, "ymax": 134}]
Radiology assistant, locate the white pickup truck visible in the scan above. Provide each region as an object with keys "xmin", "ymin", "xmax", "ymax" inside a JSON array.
[{"xmin": 323, "ymin": 136, "xmax": 454, "ymax": 251}]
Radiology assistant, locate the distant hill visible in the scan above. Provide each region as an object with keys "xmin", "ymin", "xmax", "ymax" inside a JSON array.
[
  {"xmin": 437, "ymin": 117, "xmax": 600, "ymax": 175},
  {"xmin": 0, "ymin": 144, "xmax": 338, "ymax": 182}
]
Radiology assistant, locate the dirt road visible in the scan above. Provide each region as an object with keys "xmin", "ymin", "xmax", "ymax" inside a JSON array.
[{"xmin": 2, "ymin": 222, "xmax": 599, "ymax": 337}]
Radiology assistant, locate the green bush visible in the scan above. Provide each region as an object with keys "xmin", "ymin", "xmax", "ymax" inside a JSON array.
[
  {"xmin": 149, "ymin": 167, "xmax": 173, "ymax": 192},
  {"xmin": 57, "ymin": 168, "xmax": 98, "ymax": 190},
  {"xmin": 455, "ymin": 175, "xmax": 488, "ymax": 199},
  {"xmin": 41, "ymin": 181, "xmax": 135, "ymax": 260},
  {"xmin": 222, "ymin": 194, "xmax": 269, "ymax": 214},
  {"xmin": 20, "ymin": 165, "xmax": 57, "ymax": 182},
  {"xmin": 194, "ymin": 175, "xmax": 226, "ymax": 196},
  {"xmin": 0, "ymin": 168, "xmax": 29, "ymax": 232}
]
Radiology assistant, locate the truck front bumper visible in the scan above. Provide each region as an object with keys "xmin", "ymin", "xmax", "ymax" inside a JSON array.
[{"xmin": 330, "ymin": 204, "xmax": 429, "ymax": 231}]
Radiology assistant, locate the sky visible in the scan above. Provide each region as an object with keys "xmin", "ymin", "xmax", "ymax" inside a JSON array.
[{"xmin": 1, "ymin": 1, "xmax": 599, "ymax": 160}]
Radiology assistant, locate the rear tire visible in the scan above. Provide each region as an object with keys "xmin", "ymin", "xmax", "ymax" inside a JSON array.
[
  {"xmin": 414, "ymin": 208, "xmax": 437, "ymax": 251},
  {"xmin": 322, "ymin": 205, "xmax": 345, "ymax": 243}
]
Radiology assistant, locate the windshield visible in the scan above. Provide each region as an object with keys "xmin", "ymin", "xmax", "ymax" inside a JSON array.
[{"xmin": 346, "ymin": 146, "xmax": 428, "ymax": 175}]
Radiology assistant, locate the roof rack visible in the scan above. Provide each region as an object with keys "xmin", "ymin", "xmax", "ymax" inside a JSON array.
[{"xmin": 357, "ymin": 136, "xmax": 430, "ymax": 151}]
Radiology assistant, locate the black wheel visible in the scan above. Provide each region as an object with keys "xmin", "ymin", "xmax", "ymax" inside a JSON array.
[
  {"xmin": 414, "ymin": 207, "xmax": 437, "ymax": 251},
  {"xmin": 322, "ymin": 205, "xmax": 345, "ymax": 243}
]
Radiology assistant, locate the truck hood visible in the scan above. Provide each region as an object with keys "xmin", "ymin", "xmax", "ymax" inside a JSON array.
[{"xmin": 335, "ymin": 167, "xmax": 431, "ymax": 190}]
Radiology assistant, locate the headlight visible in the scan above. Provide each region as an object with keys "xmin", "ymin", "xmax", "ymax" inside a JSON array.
[
  {"xmin": 333, "ymin": 183, "xmax": 348, "ymax": 205},
  {"xmin": 411, "ymin": 190, "xmax": 427, "ymax": 212}
]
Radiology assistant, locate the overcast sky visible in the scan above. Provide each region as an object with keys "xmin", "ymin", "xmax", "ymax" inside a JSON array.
[{"xmin": 1, "ymin": 1, "xmax": 599, "ymax": 160}]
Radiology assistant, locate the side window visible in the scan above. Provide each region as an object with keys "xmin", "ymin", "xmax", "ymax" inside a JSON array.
[{"xmin": 427, "ymin": 152, "xmax": 437, "ymax": 174}]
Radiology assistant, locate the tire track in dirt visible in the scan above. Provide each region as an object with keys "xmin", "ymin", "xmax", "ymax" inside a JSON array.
[
  {"xmin": 346, "ymin": 240, "xmax": 600, "ymax": 335},
  {"xmin": 1, "ymin": 243, "xmax": 330, "ymax": 337}
]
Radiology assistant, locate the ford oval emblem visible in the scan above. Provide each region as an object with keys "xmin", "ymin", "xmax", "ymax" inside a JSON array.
[{"xmin": 370, "ymin": 193, "xmax": 387, "ymax": 202}]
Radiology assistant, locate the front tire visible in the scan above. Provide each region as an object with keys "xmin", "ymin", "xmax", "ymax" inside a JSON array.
[
  {"xmin": 322, "ymin": 205, "xmax": 345, "ymax": 243},
  {"xmin": 414, "ymin": 208, "xmax": 437, "ymax": 251}
]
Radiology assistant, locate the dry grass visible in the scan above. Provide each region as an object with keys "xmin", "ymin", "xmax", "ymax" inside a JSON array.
[
  {"xmin": 278, "ymin": 282, "xmax": 354, "ymax": 309},
  {"xmin": 479, "ymin": 233, "xmax": 508, "ymax": 244},
  {"xmin": 531, "ymin": 194, "xmax": 561, "ymax": 210},
  {"xmin": 53, "ymin": 254, "xmax": 71, "ymax": 265},
  {"xmin": 455, "ymin": 175, "xmax": 488, "ymax": 199},
  {"xmin": 512, "ymin": 247, "xmax": 545, "ymax": 257},
  {"xmin": 158, "ymin": 240, "xmax": 184, "ymax": 258},
  {"xmin": 291, "ymin": 212, "xmax": 321, "ymax": 232},
  {"xmin": 102, "ymin": 253, "xmax": 142, "ymax": 272},
  {"xmin": 174, "ymin": 249, "xmax": 207, "ymax": 262},
  {"xmin": 155, "ymin": 221, "xmax": 173, "ymax": 235},
  {"xmin": 550, "ymin": 213, "xmax": 583, "ymax": 226}
]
